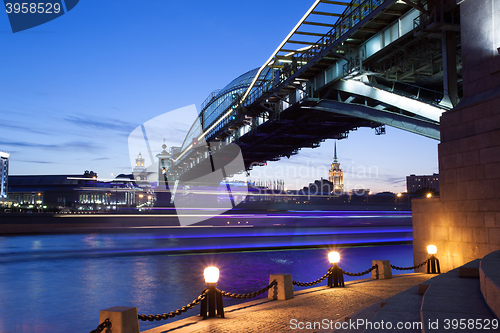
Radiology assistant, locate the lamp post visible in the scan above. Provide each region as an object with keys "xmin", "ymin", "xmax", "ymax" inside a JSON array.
[
  {"xmin": 327, "ymin": 252, "xmax": 344, "ymax": 288},
  {"xmin": 200, "ymin": 267, "xmax": 224, "ymax": 319},
  {"xmin": 427, "ymin": 245, "xmax": 441, "ymax": 274},
  {"xmin": 396, "ymin": 192, "xmax": 402, "ymax": 208},
  {"xmin": 36, "ymin": 193, "xmax": 42, "ymax": 213}
]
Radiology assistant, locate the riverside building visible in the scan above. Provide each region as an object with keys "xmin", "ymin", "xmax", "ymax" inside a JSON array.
[{"xmin": 0, "ymin": 151, "xmax": 9, "ymax": 199}]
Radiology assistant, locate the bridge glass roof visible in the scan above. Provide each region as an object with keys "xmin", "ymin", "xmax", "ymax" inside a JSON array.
[{"xmin": 179, "ymin": 67, "xmax": 273, "ymax": 154}]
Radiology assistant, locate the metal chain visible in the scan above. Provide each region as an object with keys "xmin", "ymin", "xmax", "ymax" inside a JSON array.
[
  {"xmin": 220, "ymin": 280, "xmax": 277, "ymax": 299},
  {"xmin": 292, "ymin": 267, "xmax": 333, "ymax": 287},
  {"xmin": 341, "ymin": 264, "xmax": 378, "ymax": 277},
  {"xmin": 391, "ymin": 259, "xmax": 429, "ymax": 271},
  {"xmin": 90, "ymin": 318, "xmax": 111, "ymax": 333},
  {"xmin": 138, "ymin": 289, "xmax": 208, "ymax": 322}
]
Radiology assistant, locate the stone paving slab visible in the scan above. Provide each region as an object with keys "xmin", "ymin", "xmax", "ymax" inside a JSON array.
[
  {"xmin": 420, "ymin": 261, "xmax": 497, "ymax": 333},
  {"xmin": 142, "ymin": 273, "xmax": 433, "ymax": 333}
]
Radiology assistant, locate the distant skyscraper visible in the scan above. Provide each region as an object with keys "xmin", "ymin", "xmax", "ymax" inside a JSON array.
[
  {"xmin": 0, "ymin": 151, "xmax": 10, "ymax": 198},
  {"xmin": 328, "ymin": 142, "xmax": 344, "ymax": 193}
]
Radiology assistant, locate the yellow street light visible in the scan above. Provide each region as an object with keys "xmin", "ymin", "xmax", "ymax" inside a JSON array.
[
  {"xmin": 426, "ymin": 245, "xmax": 440, "ymax": 274},
  {"xmin": 201, "ymin": 267, "xmax": 224, "ymax": 319},
  {"xmin": 426, "ymin": 193, "xmax": 432, "ymax": 198},
  {"xmin": 203, "ymin": 267, "xmax": 219, "ymax": 284},
  {"xmin": 328, "ymin": 251, "xmax": 340, "ymax": 264},
  {"xmin": 427, "ymin": 245, "xmax": 437, "ymax": 255},
  {"xmin": 327, "ymin": 251, "xmax": 344, "ymax": 288}
]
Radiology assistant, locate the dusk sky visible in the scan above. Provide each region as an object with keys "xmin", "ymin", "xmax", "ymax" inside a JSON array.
[{"xmin": 0, "ymin": 0, "xmax": 438, "ymax": 193}]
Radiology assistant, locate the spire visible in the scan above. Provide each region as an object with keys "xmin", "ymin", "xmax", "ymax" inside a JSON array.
[{"xmin": 333, "ymin": 141, "xmax": 338, "ymax": 164}]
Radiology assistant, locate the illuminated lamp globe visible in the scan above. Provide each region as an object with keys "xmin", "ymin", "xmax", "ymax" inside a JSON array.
[
  {"xmin": 426, "ymin": 193, "xmax": 432, "ymax": 198},
  {"xmin": 427, "ymin": 245, "xmax": 437, "ymax": 255},
  {"xmin": 328, "ymin": 251, "xmax": 340, "ymax": 264},
  {"xmin": 204, "ymin": 267, "xmax": 219, "ymax": 284}
]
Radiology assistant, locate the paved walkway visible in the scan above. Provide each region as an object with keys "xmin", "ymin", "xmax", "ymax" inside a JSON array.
[{"xmin": 143, "ymin": 273, "xmax": 434, "ymax": 333}]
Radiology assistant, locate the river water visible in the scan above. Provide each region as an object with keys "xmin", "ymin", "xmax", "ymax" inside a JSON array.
[{"xmin": 0, "ymin": 211, "xmax": 414, "ymax": 333}]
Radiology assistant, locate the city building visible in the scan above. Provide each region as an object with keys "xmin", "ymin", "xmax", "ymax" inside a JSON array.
[
  {"xmin": 8, "ymin": 171, "xmax": 148, "ymax": 211},
  {"xmin": 406, "ymin": 173, "xmax": 439, "ymax": 194},
  {"xmin": 247, "ymin": 179, "xmax": 286, "ymax": 202},
  {"xmin": 328, "ymin": 141, "xmax": 344, "ymax": 194},
  {"xmin": 155, "ymin": 143, "xmax": 172, "ymax": 206},
  {"xmin": 0, "ymin": 151, "xmax": 9, "ymax": 199},
  {"xmin": 132, "ymin": 152, "xmax": 153, "ymax": 183},
  {"xmin": 302, "ymin": 178, "xmax": 335, "ymax": 195}
]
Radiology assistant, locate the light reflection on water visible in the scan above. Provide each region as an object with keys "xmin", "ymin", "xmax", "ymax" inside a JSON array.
[{"xmin": 0, "ymin": 215, "xmax": 414, "ymax": 333}]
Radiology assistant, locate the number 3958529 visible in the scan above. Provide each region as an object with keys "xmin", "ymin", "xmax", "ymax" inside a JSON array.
[{"xmin": 5, "ymin": 2, "xmax": 61, "ymax": 14}]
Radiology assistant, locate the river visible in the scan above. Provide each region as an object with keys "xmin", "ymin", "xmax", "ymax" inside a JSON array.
[{"xmin": 0, "ymin": 211, "xmax": 414, "ymax": 333}]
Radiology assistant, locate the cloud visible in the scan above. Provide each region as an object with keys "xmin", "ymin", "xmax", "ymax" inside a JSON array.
[
  {"xmin": 16, "ymin": 160, "xmax": 55, "ymax": 164},
  {"xmin": 0, "ymin": 139, "xmax": 100, "ymax": 152},
  {"xmin": 64, "ymin": 116, "xmax": 136, "ymax": 134},
  {"xmin": 0, "ymin": 121, "xmax": 50, "ymax": 135},
  {"xmin": 368, "ymin": 174, "xmax": 406, "ymax": 185}
]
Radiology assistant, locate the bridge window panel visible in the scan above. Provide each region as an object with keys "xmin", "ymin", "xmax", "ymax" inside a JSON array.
[
  {"xmin": 360, "ymin": 1, "xmax": 371, "ymax": 19},
  {"xmin": 352, "ymin": 8, "xmax": 361, "ymax": 26},
  {"xmin": 335, "ymin": 26, "xmax": 341, "ymax": 40},
  {"xmin": 371, "ymin": 0, "xmax": 383, "ymax": 9}
]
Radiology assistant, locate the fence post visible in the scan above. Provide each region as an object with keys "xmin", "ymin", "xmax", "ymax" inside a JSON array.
[
  {"xmin": 268, "ymin": 274, "xmax": 294, "ymax": 300},
  {"xmin": 99, "ymin": 306, "xmax": 140, "ymax": 333},
  {"xmin": 372, "ymin": 260, "xmax": 392, "ymax": 279}
]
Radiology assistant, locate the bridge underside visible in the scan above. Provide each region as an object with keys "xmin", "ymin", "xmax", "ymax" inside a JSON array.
[
  {"xmin": 236, "ymin": 96, "xmax": 439, "ymax": 169},
  {"xmin": 172, "ymin": 0, "xmax": 460, "ymax": 178}
]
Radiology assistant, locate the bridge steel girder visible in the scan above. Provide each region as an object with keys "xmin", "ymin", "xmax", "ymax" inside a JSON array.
[
  {"xmin": 333, "ymin": 80, "xmax": 446, "ymax": 123},
  {"xmin": 308, "ymin": 99, "xmax": 440, "ymax": 140}
]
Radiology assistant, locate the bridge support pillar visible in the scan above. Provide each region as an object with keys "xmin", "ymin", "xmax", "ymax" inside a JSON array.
[
  {"xmin": 441, "ymin": 30, "xmax": 459, "ymax": 107},
  {"xmin": 99, "ymin": 306, "xmax": 140, "ymax": 333},
  {"xmin": 268, "ymin": 274, "xmax": 294, "ymax": 300},
  {"xmin": 372, "ymin": 260, "xmax": 392, "ymax": 280},
  {"xmin": 413, "ymin": 0, "xmax": 500, "ymax": 273}
]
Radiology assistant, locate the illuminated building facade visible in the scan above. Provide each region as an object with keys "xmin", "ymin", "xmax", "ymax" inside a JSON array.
[
  {"xmin": 328, "ymin": 142, "xmax": 344, "ymax": 194},
  {"xmin": 132, "ymin": 152, "xmax": 148, "ymax": 181},
  {"xmin": 0, "ymin": 151, "xmax": 9, "ymax": 199},
  {"xmin": 8, "ymin": 172, "xmax": 143, "ymax": 211},
  {"xmin": 406, "ymin": 174, "xmax": 439, "ymax": 194}
]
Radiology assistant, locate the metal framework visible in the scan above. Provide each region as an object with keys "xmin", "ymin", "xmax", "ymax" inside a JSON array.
[{"xmin": 172, "ymin": 0, "xmax": 463, "ymax": 175}]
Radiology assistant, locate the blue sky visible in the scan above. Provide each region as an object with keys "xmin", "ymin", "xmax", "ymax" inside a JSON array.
[{"xmin": 0, "ymin": 0, "xmax": 438, "ymax": 193}]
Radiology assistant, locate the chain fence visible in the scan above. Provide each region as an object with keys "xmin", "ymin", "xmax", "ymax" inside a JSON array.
[
  {"xmin": 220, "ymin": 279, "xmax": 277, "ymax": 299},
  {"xmin": 94, "ymin": 258, "xmax": 434, "ymax": 330},
  {"xmin": 90, "ymin": 318, "xmax": 111, "ymax": 333},
  {"xmin": 391, "ymin": 259, "xmax": 429, "ymax": 271},
  {"xmin": 138, "ymin": 289, "xmax": 208, "ymax": 322},
  {"xmin": 341, "ymin": 264, "xmax": 378, "ymax": 277},
  {"xmin": 292, "ymin": 267, "xmax": 333, "ymax": 287}
]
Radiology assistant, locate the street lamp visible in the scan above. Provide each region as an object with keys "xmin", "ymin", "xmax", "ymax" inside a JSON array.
[
  {"xmin": 427, "ymin": 245, "xmax": 440, "ymax": 274},
  {"xmin": 396, "ymin": 192, "xmax": 402, "ymax": 208},
  {"xmin": 37, "ymin": 193, "xmax": 42, "ymax": 213},
  {"xmin": 327, "ymin": 251, "xmax": 344, "ymax": 288},
  {"xmin": 200, "ymin": 267, "xmax": 224, "ymax": 319}
]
